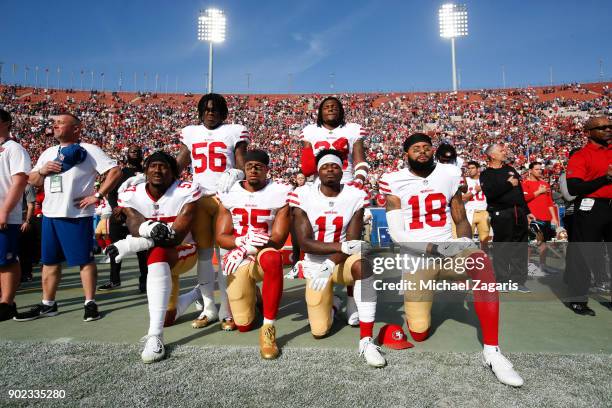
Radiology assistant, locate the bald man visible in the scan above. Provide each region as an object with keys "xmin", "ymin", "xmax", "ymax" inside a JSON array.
[{"xmin": 564, "ymin": 116, "xmax": 612, "ymax": 315}]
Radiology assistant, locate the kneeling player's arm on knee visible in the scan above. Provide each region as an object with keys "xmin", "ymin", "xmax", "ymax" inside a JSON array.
[
  {"xmin": 450, "ymin": 191, "xmax": 471, "ymax": 239},
  {"xmin": 124, "ymin": 208, "xmax": 147, "ymax": 237},
  {"xmin": 267, "ymin": 205, "xmax": 290, "ymax": 250},
  {"xmin": 292, "ymin": 207, "xmax": 341, "ymax": 255},
  {"xmin": 159, "ymin": 202, "xmax": 195, "ymax": 246},
  {"xmin": 215, "ymin": 205, "xmax": 239, "ymax": 250}
]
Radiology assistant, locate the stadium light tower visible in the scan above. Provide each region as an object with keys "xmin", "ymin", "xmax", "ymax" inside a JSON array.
[
  {"xmin": 198, "ymin": 8, "xmax": 226, "ymax": 93},
  {"xmin": 439, "ymin": 3, "xmax": 468, "ymax": 91}
]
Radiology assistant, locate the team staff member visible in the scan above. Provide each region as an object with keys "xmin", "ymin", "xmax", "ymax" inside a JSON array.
[
  {"xmin": 0, "ymin": 109, "xmax": 31, "ymax": 321},
  {"xmin": 565, "ymin": 116, "xmax": 612, "ymax": 315},
  {"xmin": 522, "ymin": 162, "xmax": 560, "ymax": 271},
  {"xmin": 15, "ymin": 113, "xmax": 121, "ymax": 322},
  {"xmin": 480, "ymin": 144, "xmax": 535, "ymax": 292}
]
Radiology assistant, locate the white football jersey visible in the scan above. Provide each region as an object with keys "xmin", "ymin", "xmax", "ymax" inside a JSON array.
[
  {"xmin": 300, "ymin": 123, "xmax": 366, "ymax": 183},
  {"xmin": 118, "ymin": 180, "xmax": 202, "ymax": 242},
  {"xmin": 380, "ymin": 163, "xmax": 461, "ymax": 242},
  {"xmin": 180, "ymin": 124, "xmax": 250, "ymax": 194},
  {"xmin": 464, "ymin": 176, "xmax": 487, "ymax": 212},
  {"xmin": 218, "ymin": 180, "xmax": 293, "ymax": 238},
  {"xmin": 289, "ymin": 183, "xmax": 369, "ymax": 264}
]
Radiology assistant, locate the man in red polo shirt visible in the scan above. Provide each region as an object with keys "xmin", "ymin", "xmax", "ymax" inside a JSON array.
[
  {"xmin": 522, "ymin": 162, "xmax": 560, "ymax": 273},
  {"xmin": 565, "ymin": 116, "xmax": 612, "ymax": 315}
]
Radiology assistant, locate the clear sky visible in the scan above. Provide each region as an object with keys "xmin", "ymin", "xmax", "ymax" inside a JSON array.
[{"xmin": 2, "ymin": 0, "xmax": 611, "ymax": 94}]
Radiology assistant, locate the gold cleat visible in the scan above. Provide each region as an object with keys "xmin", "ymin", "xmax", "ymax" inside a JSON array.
[
  {"xmin": 259, "ymin": 324, "xmax": 279, "ymax": 360},
  {"xmin": 191, "ymin": 312, "xmax": 218, "ymax": 329},
  {"xmin": 221, "ymin": 318, "xmax": 236, "ymax": 331}
]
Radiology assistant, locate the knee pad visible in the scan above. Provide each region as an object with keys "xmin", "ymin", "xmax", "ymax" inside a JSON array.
[
  {"xmin": 305, "ymin": 284, "xmax": 333, "ymax": 337},
  {"xmin": 226, "ymin": 268, "xmax": 256, "ymax": 327}
]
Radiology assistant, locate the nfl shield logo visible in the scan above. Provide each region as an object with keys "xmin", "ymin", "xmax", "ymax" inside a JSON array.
[{"xmin": 329, "ymin": 202, "xmax": 334, "ymax": 207}]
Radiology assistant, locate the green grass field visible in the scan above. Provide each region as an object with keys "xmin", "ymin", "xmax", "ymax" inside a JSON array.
[{"xmin": 1, "ymin": 255, "xmax": 611, "ymax": 407}]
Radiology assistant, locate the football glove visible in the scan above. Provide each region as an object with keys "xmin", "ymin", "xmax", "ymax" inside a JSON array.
[
  {"xmin": 217, "ymin": 169, "xmax": 245, "ymax": 193},
  {"xmin": 346, "ymin": 179, "xmax": 365, "ymax": 190},
  {"xmin": 306, "ymin": 259, "xmax": 336, "ymax": 291},
  {"xmin": 235, "ymin": 230, "xmax": 270, "ymax": 248},
  {"xmin": 138, "ymin": 220, "xmax": 162, "ymax": 238},
  {"xmin": 150, "ymin": 223, "xmax": 176, "ymax": 244},
  {"xmin": 138, "ymin": 221, "xmax": 175, "ymax": 244},
  {"xmin": 436, "ymin": 237, "xmax": 478, "ymax": 258},
  {"xmin": 341, "ymin": 240, "xmax": 370, "ymax": 255},
  {"xmin": 222, "ymin": 246, "xmax": 247, "ymax": 276},
  {"xmin": 106, "ymin": 236, "xmax": 154, "ymax": 262}
]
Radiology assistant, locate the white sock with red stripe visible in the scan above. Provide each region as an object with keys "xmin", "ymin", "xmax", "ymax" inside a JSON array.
[
  {"xmin": 197, "ymin": 248, "xmax": 217, "ymax": 317},
  {"xmin": 147, "ymin": 262, "xmax": 171, "ymax": 337},
  {"xmin": 354, "ymin": 276, "xmax": 377, "ymax": 339}
]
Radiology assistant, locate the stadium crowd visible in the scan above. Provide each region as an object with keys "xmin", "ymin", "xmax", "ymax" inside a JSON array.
[{"xmin": 1, "ymin": 83, "xmax": 610, "ymax": 197}]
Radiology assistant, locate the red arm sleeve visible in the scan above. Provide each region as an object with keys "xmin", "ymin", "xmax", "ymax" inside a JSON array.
[{"xmin": 300, "ymin": 146, "xmax": 316, "ymax": 177}]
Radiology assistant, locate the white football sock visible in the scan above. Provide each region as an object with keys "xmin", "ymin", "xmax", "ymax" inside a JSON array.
[
  {"xmin": 176, "ymin": 286, "xmax": 201, "ymax": 318},
  {"xmin": 216, "ymin": 248, "xmax": 232, "ymax": 320},
  {"xmin": 263, "ymin": 318, "xmax": 275, "ymax": 325},
  {"xmin": 483, "ymin": 344, "xmax": 500, "ymax": 354},
  {"xmin": 42, "ymin": 299, "xmax": 56, "ymax": 306},
  {"xmin": 197, "ymin": 248, "xmax": 217, "ymax": 314},
  {"xmin": 354, "ymin": 276, "xmax": 376, "ymax": 323},
  {"xmin": 147, "ymin": 262, "xmax": 171, "ymax": 337}
]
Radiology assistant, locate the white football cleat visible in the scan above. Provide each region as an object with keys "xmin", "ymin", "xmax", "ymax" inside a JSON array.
[
  {"xmin": 359, "ymin": 337, "xmax": 386, "ymax": 368},
  {"xmin": 194, "ymin": 297, "xmax": 204, "ymax": 312},
  {"xmin": 482, "ymin": 347, "xmax": 524, "ymax": 387},
  {"xmin": 527, "ymin": 262, "xmax": 545, "ymax": 277},
  {"xmin": 346, "ymin": 296, "xmax": 359, "ymax": 327},
  {"xmin": 140, "ymin": 335, "xmax": 165, "ymax": 364}
]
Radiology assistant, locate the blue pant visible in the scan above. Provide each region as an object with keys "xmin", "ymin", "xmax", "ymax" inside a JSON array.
[
  {"xmin": 0, "ymin": 224, "xmax": 20, "ymax": 266},
  {"xmin": 41, "ymin": 216, "xmax": 94, "ymax": 267}
]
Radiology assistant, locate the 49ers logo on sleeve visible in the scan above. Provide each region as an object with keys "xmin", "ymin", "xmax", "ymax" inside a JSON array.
[{"xmin": 191, "ymin": 141, "xmax": 227, "ymax": 173}]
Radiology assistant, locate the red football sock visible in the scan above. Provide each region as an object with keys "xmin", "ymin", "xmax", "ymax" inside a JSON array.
[
  {"xmin": 258, "ymin": 249, "xmax": 283, "ymax": 321},
  {"xmin": 97, "ymin": 238, "xmax": 106, "ymax": 249},
  {"xmin": 359, "ymin": 321, "xmax": 374, "ymax": 339},
  {"xmin": 466, "ymin": 252, "xmax": 499, "ymax": 346},
  {"xmin": 104, "ymin": 237, "xmax": 112, "ymax": 247},
  {"xmin": 408, "ymin": 326, "xmax": 430, "ymax": 342}
]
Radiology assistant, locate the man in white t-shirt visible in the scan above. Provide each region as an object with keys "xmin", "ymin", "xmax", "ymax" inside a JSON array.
[
  {"xmin": 15, "ymin": 113, "xmax": 121, "ymax": 323},
  {"xmin": 0, "ymin": 109, "xmax": 32, "ymax": 321}
]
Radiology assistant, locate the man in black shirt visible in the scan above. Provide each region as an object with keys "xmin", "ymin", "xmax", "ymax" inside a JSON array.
[
  {"xmin": 480, "ymin": 144, "xmax": 535, "ymax": 292},
  {"xmin": 98, "ymin": 146, "xmax": 148, "ymax": 292}
]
